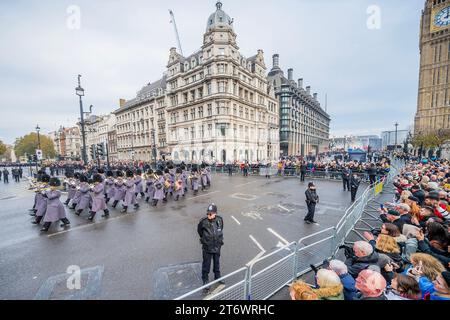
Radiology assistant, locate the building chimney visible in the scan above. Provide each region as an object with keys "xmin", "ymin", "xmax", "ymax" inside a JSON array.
[
  {"xmin": 288, "ymin": 68, "xmax": 293, "ymax": 81},
  {"xmin": 272, "ymin": 54, "xmax": 280, "ymax": 69},
  {"xmin": 313, "ymin": 93, "xmax": 318, "ymax": 101},
  {"xmin": 119, "ymin": 99, "xmax": 126, "ymax": 107},
  {"xmin": 306, "ymin": 86, "xmax": 311, "ymax": 95},
  {"xmin": 298, "ymin": 78, "xmax": 303, "ymax": 89}
]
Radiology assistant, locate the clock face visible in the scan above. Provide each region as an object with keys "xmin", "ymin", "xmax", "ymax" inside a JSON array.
[{"xmin": 435, "ymin": 7, "xmax": 450, "ymax": 27}]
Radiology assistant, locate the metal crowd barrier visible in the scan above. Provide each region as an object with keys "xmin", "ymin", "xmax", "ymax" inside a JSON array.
[{"xmin": 175, "ymin": 162, "xmax": 400, "ymax": 301}]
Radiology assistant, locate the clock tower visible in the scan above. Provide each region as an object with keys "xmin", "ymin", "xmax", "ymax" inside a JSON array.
[{"xmin": 415, "ymin": 0, "xmax": 450, "ymax": 136}]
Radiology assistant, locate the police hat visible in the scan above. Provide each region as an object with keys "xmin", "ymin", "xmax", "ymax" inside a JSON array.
[
  {"xmin": 41, "ymin": 174, "xmax": 51, "ymax": 183},
  {"xmin": 207, "ymin": 204, "xmax": 217, "ymax": 214},
  {"xmin": 126, "ymin": 170, "xmax": 134, "ymax": 178},
  {"xmin": 106, "ymin": 170, "xmax": 114, "ymax": 177},
  {"xmin": 79, "ymin": 175, "xmax": 88, "ymax": 183},
  {"xmin": 136, "ymin": 169, "xmax": 142, "ymax": 176}
]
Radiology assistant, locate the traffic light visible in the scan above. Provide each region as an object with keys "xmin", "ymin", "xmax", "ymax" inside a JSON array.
[
  {"xmin": 96, "ymin": 143, "xmax": 105, "ymax": 159},
  {"xmin": 89, "ymin": 145, "xmax": 96, "ymax": 160}
]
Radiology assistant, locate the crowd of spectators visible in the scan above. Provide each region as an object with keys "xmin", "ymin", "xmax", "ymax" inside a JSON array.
[{"xmin": 290, "ymin": 156, "xmax": 450, "ymax": 300}]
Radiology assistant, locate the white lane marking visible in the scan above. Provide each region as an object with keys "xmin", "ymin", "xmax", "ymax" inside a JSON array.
[
  {"xmin": 278, "ymin": 204, "xmax": 291, "ymax": 212},
  {"xmin": 186, "ymin": 191, "xmax": 221, "ymax": 201},
  {"xmin": 247, "ymin": 235, "xmax": 266, "ymax": 266},
  {"xmin": 231, "ymin": 216, "xmax": 241, "ymax": 225},
  {"xmin": 267, "ymin": 228, "xmax": 290, "ymax": 245},
  {"xmin": 241, "ymin": 211, "xmax": 263, "ymax": 221},
  {"xmin": 234, "ymin": 181, "xmax": 260, "ymax": 188},
  {"xmin": 249, "ymin": 235, "xmax": 265, "ymax": 252}
]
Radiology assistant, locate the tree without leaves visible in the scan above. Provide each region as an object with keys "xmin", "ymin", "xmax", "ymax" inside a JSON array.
[
  {"xmin": 14, "ymin": 133, "xmax": 56, "ymax": 159},
  {"xmin": 0, "ymin": 140, "xmax": 6, "ymax": 156}
]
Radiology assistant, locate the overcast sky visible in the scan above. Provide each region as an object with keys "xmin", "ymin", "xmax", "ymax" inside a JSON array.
[{"xmin": 0, "ymin": 0, "xmax": 424, "ymax": 145}]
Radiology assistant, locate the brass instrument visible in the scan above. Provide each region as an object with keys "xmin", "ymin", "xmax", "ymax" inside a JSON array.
[{"xmin": 164, "ymin": 180, "xmax": 171, "ymax": 190}]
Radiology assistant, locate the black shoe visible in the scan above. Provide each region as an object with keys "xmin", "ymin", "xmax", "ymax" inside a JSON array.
[
  {"xmin": 310, "ymin": 220, "xmax": 319, "ymax": 224},
  {"xmin": 75, "ymin": 210, "xmax": 82, "ymax": 216},
  {"xmin": 121, "ymin": 207, "xmax": 128, "ymax": 213},
  {"xmin": 145, "ymin": 197, "xmax": 149, "ymax": 203},
  {"xmin": 202, "ymin": 288, "xmax": 210, "ymax": 295},
  {"xmin": 102, "ymin": 210, "xmax": 110, "ymax": 218},
  {"xmin": 218, "ymin": 280, "xmax": 225, "ymax": 285},
  {"xmin": 29, "ymin": 213, "xmax": 36, "ymax": 216},
  {"xmin": 134, "ymin": 204, "xmax": 139, "ymax": 209},
  {"xmin": 304, "ymin": 220, "xmax": 311, "ymax": 224}
]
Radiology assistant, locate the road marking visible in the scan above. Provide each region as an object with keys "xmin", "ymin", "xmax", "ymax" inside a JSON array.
[
  {"xmin": 247, "ymin": 235, "xmax": 266, "ymax": 266},
  {"xmin": 186, "ymin": 191, "xmax": 221, "ymax": 201},
  {"xmin": 277, "ymin": 204, "xmax": 291, "ymax": 212},
  {"xmin": 249, "ymin": 235, "xmax": 265, "ymax": 252},
  {"xmin": 267, "ymin": 228, "xmax": 290, "ymax": 245},
  {"xmin": 231, "ymin": 193, "xmax": 259, "ymax": 201},
  {"xmin": 231, "ymin": 216, "xmax": 241, "ymax": 225},
  {"xmin": 241, "ymin": 211, "xmax": 263, "ymax": 221}
]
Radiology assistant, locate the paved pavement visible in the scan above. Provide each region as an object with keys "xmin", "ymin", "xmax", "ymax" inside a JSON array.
[{"xmin": 0, "ymin": 173, "xmax": 367, "ymax": 300}]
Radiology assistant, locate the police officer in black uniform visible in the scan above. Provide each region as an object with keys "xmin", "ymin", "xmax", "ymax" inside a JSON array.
[
  {"xmin": 350, "ymin": 174, "xmax": 362, "ymax": 202},
  {"xmin": 341, "ymin": 166, "xmax": 351, "ymax": 191},
  {"xmin": 197, "ymin": 204, "xmax": 225, "ymax": 293},
  {"xmin": 300, "ymin": 161, "xmax": 307, "ymax": 182},
  {"xmin": 304, "ymin": 182, "xmax": 319, "ymax": 224}
]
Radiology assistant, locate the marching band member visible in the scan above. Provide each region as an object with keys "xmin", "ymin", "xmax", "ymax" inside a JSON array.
[
  {"xmin": 152, "ymin": 170, "xmax": 165, "ymax": 207},
  {"xmin": 32, "ymin": 174, "xmax": 50, "ymax": 225},
  {"xmin": 64, "ymin": 173, "xmax": 77, "ymax": 206},
  {"xmin": 201, "ymin": 165, "xmax": 208, "ymax": 191},
  {"xmin": 206, "ymin": 165, "xmax": 212, "ymax": 187},
  {"xmin": 70, "ymin": 173, "xmax": 82, "ymax": 210},
  {"xmin": 163, "ymin": 168, "xmax": 172, "ymax": 203},
  {"xmin": 75, "ymin": 175, "xmax": 92, "ymax": 216},
  {"xmin": 145, "ymin": 170, "xmax": 155, "ymax": 203},
  {"xmin": 122, "ymin": 170, "xmax": 139, "ymax": 213},
  {"xmin": 181, "ymin": 165, "xmax": 189, "ymax": 193},
  {"xmin": 191, "ymin": 168, "xmax": 200, "ymax": 195},
  {"xmin": 40, "ymin": 177, "xmax": 70, "ymax": 232},
  {"xmin": 104, "ymin": 170, "xmax": 116, "ymax": 204},
  {"xmin": 112, "ymin": 171, "xmax": 126, "ymax": 209},
  {"xmin": 174, "ymin": 168, "xmax": 184, "ymax": 201},
  {"xmin": 88, "ymin": 174, "xmax": 109, "ymax": 221},
  {"xmin": 134, "ymin": 169, "xmax": 145, "ymax": 199}
]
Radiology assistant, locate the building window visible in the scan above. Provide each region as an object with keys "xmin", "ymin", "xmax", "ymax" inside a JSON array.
[
  {"xmin": 219, "ymin": 48, "xmax": 225, "ymax": 56},
  {"xmin": 207, "ymin": 104, "xmax": 213, "ymax": 116},
  {"xmin": 207, "ymin": 82, "xmax": 212, "ymax": 95},
  {"xmin": 218, "ymin": 81, "xmax": 227, "ymax": 93},
  {"xmin": 198, "ymin": 106, "xmax": 204, "ymax": 118},
  {"xmin": 184, "ymin": 110, "xmax": 189, "ymax": 121}
]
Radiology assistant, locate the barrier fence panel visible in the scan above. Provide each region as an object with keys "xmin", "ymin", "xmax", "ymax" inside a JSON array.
[
  {"xmin": 295, "ymin": 227, "xmax": 336, "ymax": 277},
  {"xmin": 247, "ymin": 243, "xmax": 297, "ymax": 300},
  {"xmin": 175, "ymin": 267, "xmax": 248, "ymax": 301}
]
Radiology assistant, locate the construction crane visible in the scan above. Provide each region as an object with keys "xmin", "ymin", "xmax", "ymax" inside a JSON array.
[{"xmin": 169, "ymin": 9, "xmax": 184, "ymax": 56}]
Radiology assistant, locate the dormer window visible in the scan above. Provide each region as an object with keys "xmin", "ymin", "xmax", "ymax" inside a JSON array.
[{"xmin": 210, "ymin": 19, "xmax": 213, "ymax": 25}]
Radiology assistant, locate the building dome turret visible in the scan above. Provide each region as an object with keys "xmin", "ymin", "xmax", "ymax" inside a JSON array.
[{"xmin": 206, "ymin": 1, "xmax": 234, "ymax": 32}]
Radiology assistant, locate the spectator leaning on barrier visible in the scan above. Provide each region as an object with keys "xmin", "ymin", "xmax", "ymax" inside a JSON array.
[{"xmin": 343, "ymin": 241, "xmax": 380, "ymax": 279}]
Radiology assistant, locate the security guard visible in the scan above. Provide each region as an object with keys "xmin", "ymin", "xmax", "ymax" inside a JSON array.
[
  {"xmin": 350, "ymin": 174, "xmax": 362, "ymax": 202},
  {"xmin": 197, "ymin": 204, "xmax": 225, "ymax": 292}
]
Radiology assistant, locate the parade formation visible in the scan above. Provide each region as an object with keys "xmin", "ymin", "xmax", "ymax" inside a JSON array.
[{"xmin": 27, "ymin": 162, "xmax": 213, "ymax": 232}]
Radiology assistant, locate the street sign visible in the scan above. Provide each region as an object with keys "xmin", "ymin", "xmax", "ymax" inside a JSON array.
[{"xmin": 36, "ymin": 149, "xmax": 43, "ymax": 160}]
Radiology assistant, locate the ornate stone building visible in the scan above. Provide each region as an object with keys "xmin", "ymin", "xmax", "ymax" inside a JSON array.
[
  {"xmin": 415, "ymin": 0, "xmax": 450, "ymax": 135},
  {"xmin": 165, "ymin": 1, "xmax": 279, "ymax": 163},
  {"xmin": 268, "ymin": 55, "xmax": 330, "ymax": 157},
  {"xmin": 114, "ymin": 79, "xmax": 168, "ymax": 162}
]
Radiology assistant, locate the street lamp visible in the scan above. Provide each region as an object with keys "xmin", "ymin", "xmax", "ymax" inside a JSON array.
[
  {"xmin": 35, "ymin": 125, "xmax": 41, "ymax": 150},
  {"xmin": 76, "ymin": 75, "xmax": 88, "ymax": 165}
]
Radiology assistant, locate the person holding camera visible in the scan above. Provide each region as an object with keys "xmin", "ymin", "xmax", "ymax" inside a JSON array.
[{"xmin": 304, "ymin": 182, "xmax": 319, "ymax": 224}]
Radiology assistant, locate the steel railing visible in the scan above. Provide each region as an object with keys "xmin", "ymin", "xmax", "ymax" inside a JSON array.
[{"xmin": 175, "ymin": 161, "xmax": 400, "ymax": 300}]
